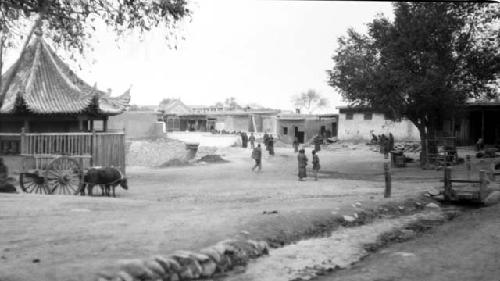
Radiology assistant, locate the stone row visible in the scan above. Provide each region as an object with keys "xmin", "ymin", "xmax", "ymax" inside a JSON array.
[{"xmin": 95, "ymin": 239, "xmax": 270, "ymax": 281}]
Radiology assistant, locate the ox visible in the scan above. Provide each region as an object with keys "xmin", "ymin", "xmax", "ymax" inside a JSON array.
[{"xmin": 82, "ymin": 167, "xmax": 128, "ymax": 197}]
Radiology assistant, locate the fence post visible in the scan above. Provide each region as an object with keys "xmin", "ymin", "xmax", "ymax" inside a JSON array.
[
  {"xmin": 466, "ymin": 155, "xmax": 471, "ymax": 179},
  {"xmin": 479, "ymin": 170, "xmax": 487, "ymax": 202},
  {"xmin": 444, "ymin": 167, "xmax": 452, "ymax": 201},
  {"xmin": 384, "ymin": 163, "xmax": 391, "ymax": 198}
]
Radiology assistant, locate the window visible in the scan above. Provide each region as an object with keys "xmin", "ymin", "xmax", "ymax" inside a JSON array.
[
  {"xmin": 363, "ymin": 113, "xmax": 373, "ymax": 120},
  {"xmin": 345, "ymin": 113, "xmax": 353, "ymax": 120},
  {"xmin": 283, "ymin": 127, "xmax": 288, "ymax": 135}
]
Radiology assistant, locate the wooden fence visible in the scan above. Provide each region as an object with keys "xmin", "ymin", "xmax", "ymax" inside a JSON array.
[{"xmin": 4, "ymin": 131, "xmax": 127, "ymax": 173}]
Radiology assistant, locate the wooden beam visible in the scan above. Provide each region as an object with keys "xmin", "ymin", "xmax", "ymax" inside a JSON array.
[{"xmin": 481, "ymin": 110, "xmax": 485, "ymax": 140}]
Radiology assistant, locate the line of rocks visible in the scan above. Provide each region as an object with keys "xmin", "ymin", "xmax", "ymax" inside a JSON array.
[
  {"xmin": 95, "ymin": 239, "xmax": 269, "ymax": 281},
  {"xmin": 94, "ymin": 198, "xmax": 442, "ymax": 281}
]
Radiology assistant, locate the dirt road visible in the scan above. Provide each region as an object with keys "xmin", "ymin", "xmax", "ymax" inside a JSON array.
[
  {"xmin": 318, "ymin": 203, "xmax": 500, "ymax": 281},
  {"xmin": 0, "ymin": 145, "xmax": 445, "ymax": 281}
]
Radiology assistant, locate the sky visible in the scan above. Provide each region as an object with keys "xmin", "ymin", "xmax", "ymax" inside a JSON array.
[{"xmin": 4, "ymin": 0, "xmax": 395, "ymax": 112}]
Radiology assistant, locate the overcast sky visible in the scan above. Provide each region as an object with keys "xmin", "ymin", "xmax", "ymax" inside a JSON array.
[{"xmin": 4, "ymin": 0, "xmax": 395, "ymax": 112}]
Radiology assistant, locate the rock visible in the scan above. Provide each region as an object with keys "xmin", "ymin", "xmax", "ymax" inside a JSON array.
[
  {"xmin": 343, "ymin": 215, "xmax": 356, "ymax": 222},
  {"xmin": 199, "ymin": 247, "xmax": 222, "ymax": 263},
  {"xmin": 169, "ymin": 253, "xmax": 202, "ymax": 279},
  {"xmin": 398, "ymin": 229, "xmax": 417, "ymax": 240},
  {"xmin": 425, "ymin": 202, "xmax": 440, "ymax": 209},
  {"xmin": 484, "ymin": 191, "xmax": 500, "ymax": 206},
  {"xmin": 352, "ymin": 202, "xmax": 362, "ymax": 208},
  {"xmin": 143, "ymin": 259, "xmax": 167, "ymax": 278},
  {"xmin": 151, "ymin": 255, "xmax": 175, "ymax": 274},
  {"xmin": 199, "ymin": 259, "xmax": 217, "ymax": 277},
  {"xmin": 116, "ymin": 271, "xmax": 135, "ymax": 281},
  {"xmin": 118, "ymin": 259, "xmax": 156, "ymax": 280},
  {"xmin": 169, "ymin": 273, "xmax": 180, "ymax": 281},
  {"xmin": 398, "ymin": 206, "xmax": 405, "ymax": 211}
]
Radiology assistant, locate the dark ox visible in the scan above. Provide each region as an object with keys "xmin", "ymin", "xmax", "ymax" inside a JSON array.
[{"xmin": 82, "ymin": 167, "xmax": 128, "ymax": 197}]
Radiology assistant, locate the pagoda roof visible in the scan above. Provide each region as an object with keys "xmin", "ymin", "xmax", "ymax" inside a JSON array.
[{"xmin": 0, "ymin": 34, "xmax": 129, "ymax": 115}]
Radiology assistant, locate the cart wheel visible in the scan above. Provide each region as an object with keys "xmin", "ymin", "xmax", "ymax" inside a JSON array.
[
  {"xmin": 44, "ymin": 156, "xmax": 82, "ymax": 195},
  {"xmin": 19, "ymin": 173, "xmax": 50, "ymax": 194}
]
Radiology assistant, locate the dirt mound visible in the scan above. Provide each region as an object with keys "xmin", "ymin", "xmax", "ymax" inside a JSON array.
[
  {"xmin": 197, "ymin": 154, "xmax": 229, "ymax": 163},
  {"xmin": 159, "ymin": 158, "xmax": 191, "ymax": 168}
]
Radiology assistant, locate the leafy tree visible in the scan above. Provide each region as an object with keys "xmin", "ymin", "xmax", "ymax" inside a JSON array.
[
  {"xmin": 0, "ymin": 0, "xmax": 190, "ymax": 92},
  {"xmin": 292, "ymin": 89, "xmax": 329, "ymax": 114},
  {"xmin": 223, "ymin": 97, "xmax": 241, "ymax": 111},
  {"xmin": 328, "ymin": 3, "xmax": 500, "ymax": 165}
]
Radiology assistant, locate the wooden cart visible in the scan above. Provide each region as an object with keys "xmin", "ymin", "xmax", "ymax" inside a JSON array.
[{"xmin": 15, "ymin": 131, "xmax": 126, "ymax": 195}]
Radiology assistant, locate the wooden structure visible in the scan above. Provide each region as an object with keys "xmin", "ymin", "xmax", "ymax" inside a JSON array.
[
  {"xmin": 442, "ymin": 101, "xmax": 500, "ymax": 146},
  {"xmin": 0, "ymin": 29, "xmax": 129, "ymax": 194},
  {"xmin": 442, "ymin": 163, "xmax": 500, "ymax": 203}
]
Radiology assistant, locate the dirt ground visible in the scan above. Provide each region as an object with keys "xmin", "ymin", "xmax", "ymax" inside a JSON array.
[
  {"xmin": 318, "ymin": 203, "xmax": 500, "ymax": 281},
  {"xmin": 0, "ymin": 144, "xmax": 487, "ymax": 281}
]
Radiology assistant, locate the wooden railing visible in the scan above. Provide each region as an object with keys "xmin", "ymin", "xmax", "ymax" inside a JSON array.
[{"xmin": 0, "ymin": 132, "xmax": 126, "ymax": 173}]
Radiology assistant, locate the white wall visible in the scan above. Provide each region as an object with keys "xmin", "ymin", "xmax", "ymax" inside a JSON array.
[{"xmin": 338, "ymin": 113, "xmax": 419, "ymax": 141}]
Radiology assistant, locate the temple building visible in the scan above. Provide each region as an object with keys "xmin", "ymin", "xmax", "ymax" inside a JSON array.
[{"xmin": 0, "ymin": 30, "xmax": 130, "ymax": 155}]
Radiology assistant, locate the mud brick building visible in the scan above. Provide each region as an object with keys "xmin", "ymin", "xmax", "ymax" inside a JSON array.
[{"xmin": 336, "ymin": 106, "xmax": 419, "ymax": 142}]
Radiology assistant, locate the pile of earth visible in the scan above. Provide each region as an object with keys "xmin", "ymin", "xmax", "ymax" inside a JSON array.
[
  {"xmin": 158, "ymin": 158, "xmax": 191, "ymax": 168},
  {"xmin": 196, "ymin": 154, "xmax": 229, "ymax": 164}
]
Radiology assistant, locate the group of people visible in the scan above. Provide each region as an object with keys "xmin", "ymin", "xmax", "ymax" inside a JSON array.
[
  {"xmin": 371, "ymin": 132, "xmax": 395, "ymax": 157},
  {"xmin": 250, "ymin": 134, "xmax": 321, "ymax": 181}
]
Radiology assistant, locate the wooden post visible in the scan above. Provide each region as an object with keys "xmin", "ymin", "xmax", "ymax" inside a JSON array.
[
  {"xmin": 103, "ymin": 119, "xmax": 108, "ymax": 132},
  {"xmin": 78, "ymin": 119, "xmax": 84, "ymax": 132},
  {"xmin": 479, "ymin": 170, "xmax": 487, "ymax": 202},
  {"xmin": 444, "ymin": 167, "xmax": 452, "ymax": 201},
  {"xmin": 20, "ymin": 127, "xmax": 26, "ymax": 155},
  {"xmin": 481, "ymin": 110, "xmax": 485, "ymax": 141},
  {"xmin": 384, "ymin": 163, "xmax": 391, "ymax": 198},
  {"xmin": 466, "ymin": 155, "xmax": 471, "ymax": 179}
]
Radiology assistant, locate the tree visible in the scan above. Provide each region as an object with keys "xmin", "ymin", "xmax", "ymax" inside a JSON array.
[
  {"xmin": 223, "ymin": 97, "xmax": 241, "ymax": 111},
  {"xmin": 292, "ymin": 89, "xmax": 329, "ymax": 114},
  {"xmin": 328, "ymin": 3, "xmax": 500, "ymax": 166},
  {"xmin": 0, "ymin": 0, "xmax": 190, "ymax": 92}
]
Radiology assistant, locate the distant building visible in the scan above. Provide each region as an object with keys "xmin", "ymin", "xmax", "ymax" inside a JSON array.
[
  {"xmin": 336, "ymin": 106, "xmax": 419, "ymax": 142},
  {"xmin": 159, "ymin": 99, "xmax": 280, "ymax": 133},
  {"xmin": 277, "ymin": 114, "xmax": 338, "ymax": 144}
]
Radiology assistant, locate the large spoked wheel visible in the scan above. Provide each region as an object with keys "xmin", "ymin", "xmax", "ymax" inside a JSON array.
[
  {"xmin": 20, "ymin": 173, "xmax": 50, "ymax": 194},
  {"xmin": 44, "ymin": 156, "xmax": 83, "ymax": 195}
]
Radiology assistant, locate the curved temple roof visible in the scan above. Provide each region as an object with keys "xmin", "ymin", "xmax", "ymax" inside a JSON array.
[{"xmin": 0, "ymin": 34, "xmax": 129, "ymax": 115}]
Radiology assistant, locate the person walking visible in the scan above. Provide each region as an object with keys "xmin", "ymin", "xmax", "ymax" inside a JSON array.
[
  {"xmin": 249, "ymin": 133, "xmax": 256, "ymax": 149},
  {"xmin": 312, "ymin": 150, "xmax": 320, "ymax": 181},
  {"xmin": 268, "ymin": 135, "xmax": 275, "ymax": 156},
  {"xmin": 251, "ymin": 144, "xmax": 262, "ymax": 172},
  {"xmin": 292, "ymin": 137, "xmax": 299, "ymax": 153},
  {"xmin": 297, "ymin": 149, "xmax": 308, "ymax": 181}
]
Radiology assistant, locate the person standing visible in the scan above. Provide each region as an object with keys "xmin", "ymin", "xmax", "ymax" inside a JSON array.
[
  {"xmin": 263, "ymin": 132, "xmax": 269, "ymax": 151},
  {"xmin": 313, "ymin": 134, "xmax": 322, "ymax": 152},
  {"xmin": 312, "ymin": 150, "xmax": 320, "ymax": 181},
  {"xmin": 297, "ymin": 149, "xmax": 308, "ymax": 181},
  {"xmin": 251, "ymin": 144, "xmax": 262, "ymax": 172},
  {"xmin": 0, "ymin": 158, "xmax": 16, "ymax": 193},
  {"xmin": 242, "ymin": 132, "xmax": 248, "ymax": 148},
  {"xmin": 249, "ymin": 133, "xmax": 256, "ymax": 149},
  {"xmin": 388, "ymin": 133, "xmax": 395, "ymax": 152},
  {"xmin": 292, "ymin": 137, "xmax": 299, "ymax": 153},
  {"xmin": 268, "ymin": 135, "xmax": 275, "ymax": 156}
]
